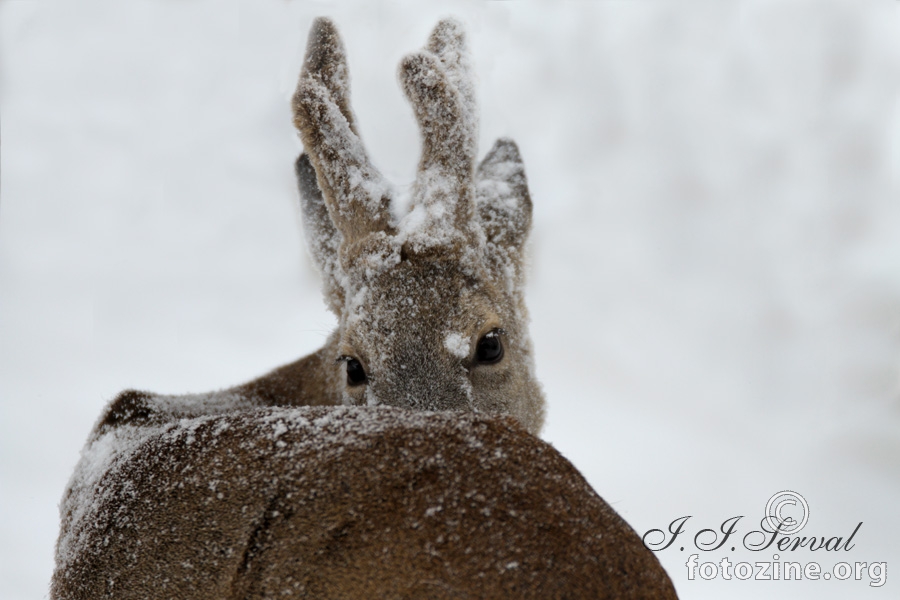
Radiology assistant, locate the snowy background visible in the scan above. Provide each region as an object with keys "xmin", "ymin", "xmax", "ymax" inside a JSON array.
[{"xmin": 2, "ymin": 1, "xmax": 899, "ymax": 598}]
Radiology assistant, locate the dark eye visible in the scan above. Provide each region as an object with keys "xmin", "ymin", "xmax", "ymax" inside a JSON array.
[
  {"xmin": 475, "ymin": 330, "xmax": 504, "ymax": 365},
  {"xmin": 344, "ymin": 358, "xmax": 367, "ymax": 386}
]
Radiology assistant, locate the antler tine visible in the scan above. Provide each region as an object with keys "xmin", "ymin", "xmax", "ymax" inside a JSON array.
[
  {"xmin": 299, "ymin": 17, "xmax": 357, "ymax": 135},
  {"xmin": 292, "ymin": 18, "xmax": 392, "ymax": 244},
  {"xmin": 425, "ymin": 18, "xmax": 476, "ymax": 120},
  {"xmin": 400, "ymin": 18, "xmax": 478, "ymax": 236}
]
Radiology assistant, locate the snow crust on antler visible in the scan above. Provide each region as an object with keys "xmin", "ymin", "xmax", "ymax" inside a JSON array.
[{"xmin": 292, "ymin": 18, "xmax": 535, "ymax": 312}]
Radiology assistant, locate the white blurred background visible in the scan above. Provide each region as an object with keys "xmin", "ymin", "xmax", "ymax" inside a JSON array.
[{"xmin": 1, "ymin": 1, "xmax": 898, "ymax": 598}]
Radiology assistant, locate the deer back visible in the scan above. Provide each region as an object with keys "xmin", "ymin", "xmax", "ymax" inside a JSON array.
[{"xmin": 52, "ymin": 407, "xmax": 676, "ymax": 599}]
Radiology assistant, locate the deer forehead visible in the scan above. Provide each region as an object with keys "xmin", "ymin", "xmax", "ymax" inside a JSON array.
[
  {"xmin": 341, "ymin": 280, "xmax": 504, "ymax": 371},
  {"xmin": 342, "ymin": 274, "xmax": 503, "ymax": 351},
  {"xmin": 339, "ymin": 229, "xmax": 489, "ymax": 283}
]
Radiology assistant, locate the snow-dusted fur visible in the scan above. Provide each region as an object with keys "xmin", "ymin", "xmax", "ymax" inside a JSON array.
[
  {"xmin": 51, "ymin": 407, "xmax": 677, "ymax": 599},
  {"xmin": 51, "ymin": 18, "xmax": 678, "ymax": 600},
  {"xmin": 289, "ymin": 16, "xmax": 546, "ymax": 431},
  {"xmin": 87, "ymin": 17, "xmax": 544, "ymax": 437}
]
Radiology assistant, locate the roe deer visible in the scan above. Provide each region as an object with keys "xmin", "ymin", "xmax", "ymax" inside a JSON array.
[
  {"xmin": 96, "ymin": 16, "xmax": 544, "ymax": 437},
  {"xmin": 52, "ymin": 17, "xmax": 678, "ymax": 600},
  {"xmin": 52, "ymin": 407, "xmax": 678, "ymax": 599}
]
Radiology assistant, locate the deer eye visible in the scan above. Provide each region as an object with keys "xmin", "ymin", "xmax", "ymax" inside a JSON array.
[
  {"xmin": 342, "ymin": 357, "xmax": 368, "ymax": 386},
  {"xmin": 475, "ymin": 329, "xmax": 504, "ymax": 365}
]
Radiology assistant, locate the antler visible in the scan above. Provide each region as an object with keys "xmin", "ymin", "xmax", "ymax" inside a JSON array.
[
  {"xmin": 399, "ymin": 18, "xmax": 479, "ymax": 244},
  {"xmin": 294, "ymin": 18, "xmax": 483, "ymax": 256},
  {"xmin": 292, "ymin": 18, "xmax": 393, "ymax": 244}
]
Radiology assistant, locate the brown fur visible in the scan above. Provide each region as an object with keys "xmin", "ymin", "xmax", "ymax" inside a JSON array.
[
  {"xmin": 52, "ymin": 18, "xmax": 678, "ymax": 600},
  {"xmin": 52, "ymin": 408, "xmax": 678, "ymax": 599},
  {"xmin": 98, "ymin": 16, "xmax": 546, "ymax": 434}
]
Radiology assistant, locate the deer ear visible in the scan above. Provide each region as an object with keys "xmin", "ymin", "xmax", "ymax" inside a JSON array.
[
  {"xmin": 476, "ymin": 138, "xmax": 532, "ymax": 252},
  {"xmin": 296, "ymin": 153, "xmax": 345, "ymax": 315}
]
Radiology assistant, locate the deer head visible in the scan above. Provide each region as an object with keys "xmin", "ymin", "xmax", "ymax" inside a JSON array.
[
  {"xmin": 54, "ymin": 19, "xmax": 679, "ymax": 598},
  {"xmin": 291, "ymin": 18, "xmax": 545, "ymax": 433}
]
